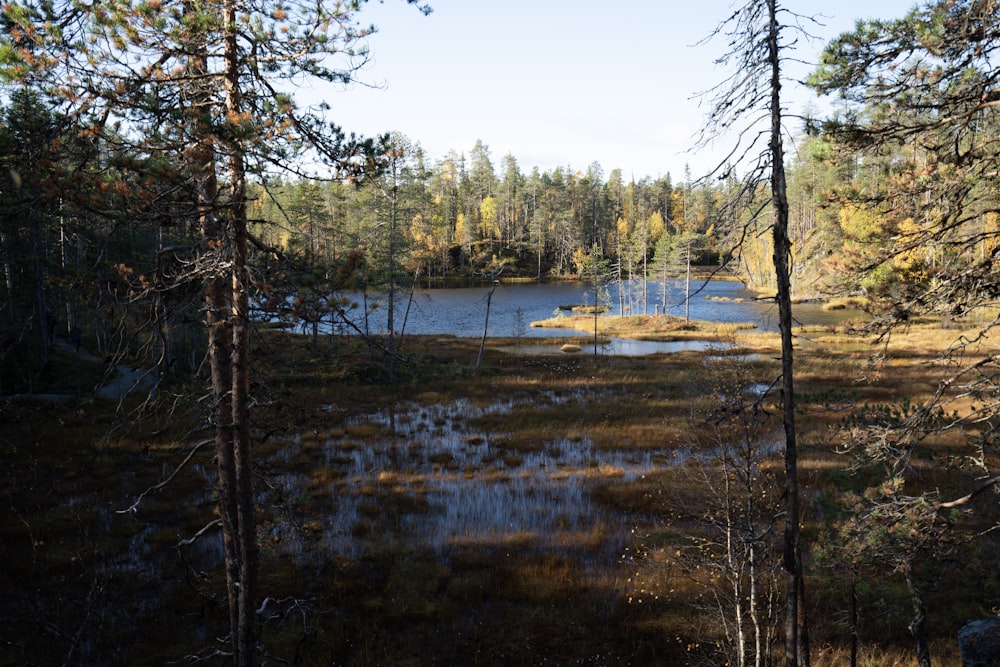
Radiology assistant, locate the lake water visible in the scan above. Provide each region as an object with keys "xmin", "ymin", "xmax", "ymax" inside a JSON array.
[{"xmin": 340, "ymin": 279, "xmax": 858, "ymax": 347}]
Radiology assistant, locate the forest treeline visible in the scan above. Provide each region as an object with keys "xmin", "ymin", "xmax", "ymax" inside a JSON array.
[
  {"xmin": 246, "ymin": 128, "xmax": 952, "ymax": 300},
  {"xmin": 8, "ymin": 83, "xmax": 997, "ymax": 393}
]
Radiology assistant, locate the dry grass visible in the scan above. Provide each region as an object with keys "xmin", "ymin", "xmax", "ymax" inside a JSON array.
[
  {"xmin": 532, "ymin": 312, "xmax": 758, "ymax": 341},
  {"xmin": 3, "ymin": 320, "xmax": 997, "ymax": 666},
  {"xmin": 821, "ymin": 295, "xmax": 871, "ymax": 311}
]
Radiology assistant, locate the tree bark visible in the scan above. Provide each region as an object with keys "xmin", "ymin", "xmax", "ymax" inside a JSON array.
[
  {"xmin": 905, "ymin": 561, "xmax": 932, "ymax": 667},
  {"xmin": 476, "ymin": 279, "xmax": 498, "ymax": 369},
  {"xmin": 185, "ymin": 25, "xmax": 243, "ymax": 659},
  {"xmin": 765, "ymin": 1, "xmax": 808, "ymax": 665},
  {"xmin": 187, "ymin": 2, "xmax": 258, "ymax": 661},
  {"xmin": 224, "ymin": 0, "xmax": 259, "ymax": 661}
]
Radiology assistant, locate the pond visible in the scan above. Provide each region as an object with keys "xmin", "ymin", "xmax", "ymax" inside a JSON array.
[{"xmin": 332, "ymin": 279, "xmax": 861, "ymax": 351}]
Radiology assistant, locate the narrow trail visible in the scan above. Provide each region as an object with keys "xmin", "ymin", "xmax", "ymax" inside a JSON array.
[{"xmin": 9, "ymin": 337, "xmax": 154, "ymax": 402}]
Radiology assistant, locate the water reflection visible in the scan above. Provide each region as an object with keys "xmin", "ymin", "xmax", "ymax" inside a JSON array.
[
  {"xmin": 342, "ymin": 279, "xmax": 861, "ymax": 340},
  {"xmin": 267, "ymin": 392, "xmax": 664, "ymax": 565},
  {"xmin": 499, "ymin": 338, "xmax": 728, "ymax": 356}
]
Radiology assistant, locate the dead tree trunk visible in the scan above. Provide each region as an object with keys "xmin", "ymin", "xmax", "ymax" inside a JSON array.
[
  {"xmin": 765, "ymin": 1, "xmax": 808, "ymax": 664},
  {"xmin": 476, "ymin": 278, "xmax": 498, "ymax": 369}
]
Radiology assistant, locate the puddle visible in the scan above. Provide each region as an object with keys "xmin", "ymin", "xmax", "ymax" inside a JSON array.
[
  {"xmin": 704, "ymin": 352, "xmax": 769, "ymax": 364},
  {"xmin": 498, "ymin": 338, "xmax": 731, "ymax": 356}
]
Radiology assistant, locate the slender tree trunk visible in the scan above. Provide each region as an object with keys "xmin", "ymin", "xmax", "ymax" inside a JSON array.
[
  {"xmin": 905, "ymin": 561, "xmax": 932, "ymax": 667},
  {"xmin": 723, "ymin": 464, "xmax": 747, "ymax": 667},
  {"xmin": 592, "ymin": 281, "xmax": 599, "ymax": 362},
  {"xmin": 536, "ymin": 219, "xmax": 542, "ymax": 279},
  {"xmin": 476, "ymin": 279, "xmax": 498, "ymax": 369},
  {"xmin": 386, "ymin": 159, "xmax": 398, "ymax": 382},
  {"xmin": 642, "ymin": 239, "xmax": 648, "ymax": 315},
  {"xmin": 188, "ymin": 2, "xmax": 258, "ymax": 661},
  {"xmin": 660, "ymin": 252, "xmax": 668, "ymax": 311},
  {"xmin": 627, "ymin": 257, "xmax": 634, "ymax": 315},
  {"xmin": 617, "ymin": 243, "xmax": 624, "ymax": 316},
  {"xmin": 765, "ymin": 1, "xmax": 808, "ymax": 665},
  {"xmin": 750, "ymin": 540, "xmax": 763, "ymax": 667},
  {"xmin": 198, "ymin": 169, "xmax": 243, "ymax": 666},
  {"xmin": 30, "ymin": 205, "xmax": 51, "ymax": 383},
  {"xmin": 224, "ymin": 0, "xmax": 259, "ymax": 661},
  {"xmin": 192, "ymin": 90, "xmax": 247, "ymax": 667},
  {"xmin": 398, "ymin": 269, "xmax": 419, "ymax": 349},
  {"xmin": 685, "ymin": 241, "xmax": 691, "ymax": 323}
]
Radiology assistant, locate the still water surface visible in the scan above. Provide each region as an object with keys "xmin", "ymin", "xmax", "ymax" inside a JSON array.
[
  {"xmin": 270, "ymin": 390, "xmax": 663, "ymax": 565},
  {"xmin": 342, "ymin": 279, "xmax": 858, "ymax": 352}
]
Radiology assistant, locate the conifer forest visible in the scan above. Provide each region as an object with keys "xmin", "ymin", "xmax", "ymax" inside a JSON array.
[{"xmin": 1, "ymin": 1, "xmax": 999, "ymax": 665}]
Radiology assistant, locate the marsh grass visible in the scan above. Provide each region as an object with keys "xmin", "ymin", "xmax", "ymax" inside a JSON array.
[
  {"xmin": 2, "ymin": 322, "xmax": 994, "ymax": 666},
  {"xmin": 822, "ymin": 295, "xmax": 871, "ymax": 311},
  {"xmin": 532, "ymin": 312, "xmax": 758, "ymax": 342}
]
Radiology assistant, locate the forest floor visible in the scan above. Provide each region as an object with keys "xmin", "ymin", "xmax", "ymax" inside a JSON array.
[
  {"xmin": 5, "ymin": 335, "xmax": 154, "ymax": 402},
  {"xmin": 1, "ymin": 316, "xmax": 997, "ymax": 666}
]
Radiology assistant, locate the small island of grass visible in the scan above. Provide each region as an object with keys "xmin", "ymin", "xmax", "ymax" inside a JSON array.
[{"xmin": 531, "ymin": 313, "xmax": 759, "ymax": 342}]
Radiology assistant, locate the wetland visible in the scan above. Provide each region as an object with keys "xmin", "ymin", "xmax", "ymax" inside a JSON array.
[{"xmin": 2, "ymin": 312, "xmax": 996, "ymax": 666}]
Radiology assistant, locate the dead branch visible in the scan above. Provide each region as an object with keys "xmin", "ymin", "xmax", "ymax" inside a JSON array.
[
  {"xmin": 938, "ymin": 476, "xmax": 1000, "ymax": 510},
  {"xmin": 118, "ymin": 438, "xmax": 214, "ymax": 514}
]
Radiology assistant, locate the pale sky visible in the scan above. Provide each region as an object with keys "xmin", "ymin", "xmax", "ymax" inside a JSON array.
[{"xmin": 311, "ymin": 0, "xmax": 919, "ymax": 181}]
